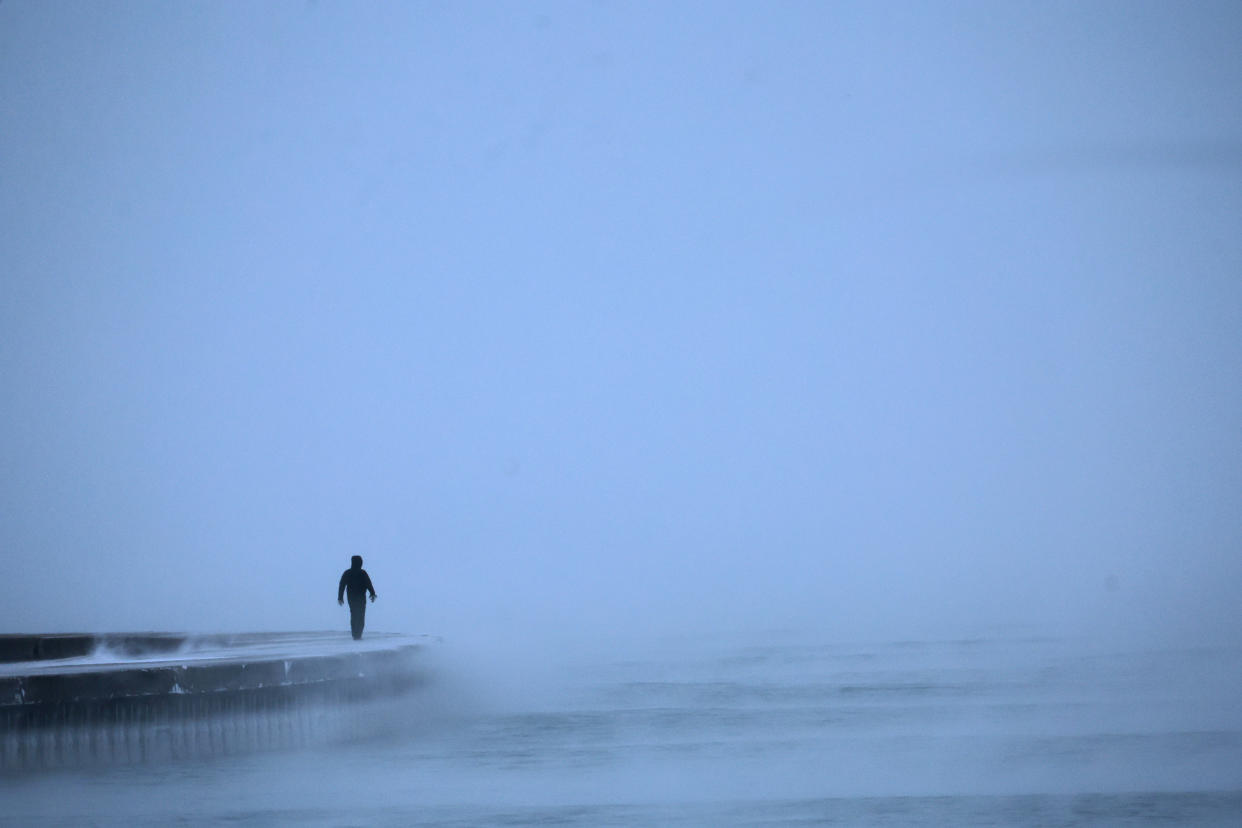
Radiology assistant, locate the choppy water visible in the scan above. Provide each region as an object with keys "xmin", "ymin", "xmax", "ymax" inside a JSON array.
[{"xmin": 4, "ymin": 632, "xmax": 1241, "ymax": 826}]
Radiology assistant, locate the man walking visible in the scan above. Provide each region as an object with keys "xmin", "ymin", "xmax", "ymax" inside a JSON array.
[{"xmin": 337, "ymin": 555, "xmax": 377, "ymax": 640}]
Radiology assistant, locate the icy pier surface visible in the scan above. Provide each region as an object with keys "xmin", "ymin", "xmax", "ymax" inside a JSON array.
[{"xmin": 0, "ymin": 632, "xmax": 430, "ymax": 770}]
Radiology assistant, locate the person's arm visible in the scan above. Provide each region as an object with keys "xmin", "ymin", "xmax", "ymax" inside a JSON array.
[
  {"xmin": 338, "ymin": 571, "xmax": 347, "ymax": 605},
  {"xmin": 365, "ymin": 572, "xmax": 376, "ymax": 601}
]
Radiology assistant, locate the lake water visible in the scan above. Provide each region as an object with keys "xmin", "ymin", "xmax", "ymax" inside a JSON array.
[{"xmin": 3, "ymin": 631, "xmax": 1241, "ymax": 826}]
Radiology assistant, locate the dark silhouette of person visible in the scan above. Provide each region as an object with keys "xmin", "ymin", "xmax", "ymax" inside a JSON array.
[{"xmin": 337, "ymin": 555, "xmax": 377, "ymax": 640}]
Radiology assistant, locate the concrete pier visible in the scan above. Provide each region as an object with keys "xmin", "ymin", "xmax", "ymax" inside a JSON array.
[{"xmin": 0, "ymin": 632, "xmax": 430, "ymax": 770}]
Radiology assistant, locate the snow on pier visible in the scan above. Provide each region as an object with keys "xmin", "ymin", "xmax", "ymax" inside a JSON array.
[{"xmin": 0, "ymin": 632, "xmax": 430, "ymax": 770}]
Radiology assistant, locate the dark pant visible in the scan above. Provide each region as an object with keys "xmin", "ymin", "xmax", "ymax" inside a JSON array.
[{"xmin": 348, "ymin": 599, "xmax": 366, "ymax": 640}]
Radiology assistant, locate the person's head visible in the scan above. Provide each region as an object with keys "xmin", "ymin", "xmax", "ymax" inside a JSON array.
[{"xmin": 351, "ymin": 555, "xmax": 363, "ymax": 568}]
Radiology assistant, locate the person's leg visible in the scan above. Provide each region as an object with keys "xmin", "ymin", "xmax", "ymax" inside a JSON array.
[{"xmin": 350, "ymin": 600, "xmax": 366, "ymax": 640}]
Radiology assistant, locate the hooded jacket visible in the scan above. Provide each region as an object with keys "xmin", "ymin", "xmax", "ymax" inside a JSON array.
[{"xmin": 338, "ymin": 556, "xmax": 376, "ymax": 604}]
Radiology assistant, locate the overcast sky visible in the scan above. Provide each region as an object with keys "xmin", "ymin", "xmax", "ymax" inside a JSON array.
[{"xmin": 2, "ymin": 1, "xmax": 1240, "ymax": 645}]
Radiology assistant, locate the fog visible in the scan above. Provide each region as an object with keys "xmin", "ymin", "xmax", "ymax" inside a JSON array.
[{"xmin": 2, "ymin": 1, "xmax": 1240, "ymax": 650}]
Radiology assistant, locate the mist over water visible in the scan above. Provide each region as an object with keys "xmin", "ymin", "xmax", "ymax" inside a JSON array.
[
  {"xmin": 5, "ymin": 632, "xmax": 1242, "ymax": 825},
  {"xmin": 2, "ymin": 0, "xmax": 1241, "ymax": 822}
]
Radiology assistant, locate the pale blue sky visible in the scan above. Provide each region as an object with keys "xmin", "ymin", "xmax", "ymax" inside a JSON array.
[{"xmin": 2, "ymin": 1, "xmax": 1240, "ymax": 643}]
